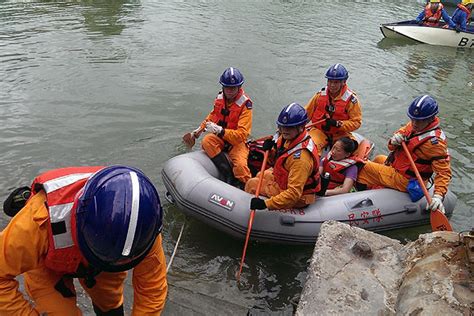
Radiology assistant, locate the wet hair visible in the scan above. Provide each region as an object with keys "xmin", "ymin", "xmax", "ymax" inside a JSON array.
[{"xmin": 337, "ymin": 137, "xmax": 358, "ymax": 155}]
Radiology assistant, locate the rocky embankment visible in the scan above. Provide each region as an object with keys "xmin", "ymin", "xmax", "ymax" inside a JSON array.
[{"xmin": 296, "ymin": 221, "xmax": 473, "ymax": 315}]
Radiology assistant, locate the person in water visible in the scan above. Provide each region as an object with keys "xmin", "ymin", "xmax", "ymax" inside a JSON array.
[
  {"xmin": 0, "ymin": 166, "xmax": 167, "ymax": 315},
  {"xmin": 305, "ymin": 63, "xmax": 362, "ymax": 154},
  {"xmin": 416, "ymin": 0, "xmax": 455, "ymax": 28},
  {"xmin": 319, "ymin": 137, "xmax": 360, "ymax": 196},
  {"xmin": 356, "ymin": 95, "xmax": 451, "ymax": 214},
  {"xmin": 245, "ymin": 103, "xmax": 321, "ymax": 210},
  {"xmin": 183, "ymin": 67, "xmax": 253, "ymax": 188}
]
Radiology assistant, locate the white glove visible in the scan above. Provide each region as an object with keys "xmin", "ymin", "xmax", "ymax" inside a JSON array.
[
  {"xmin": 427, "ymin": 194, "xmax": 445, "ymax": 214},
  {"xmin": 205, "ymin": 122, "xmax": 223, "ymax": 135},
  {"xmin": 390, "ymin": 133, "xmax": 406, "ymax": 146}
]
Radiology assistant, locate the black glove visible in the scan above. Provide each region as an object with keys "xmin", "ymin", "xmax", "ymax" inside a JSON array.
[
  {"xmin": 323, "ymin": 118, "xmax": 341, "ymax": 131},
  {"xmin": 262, "ymin": 138, "xmax": 275, "ymax": 151},
  {"xmin": 455, "ymin": 25, "xmax": 461, "ymax": 33},
  {"xmin": 3, "ymin": 186, "xmax": 31, "ymax": 217},
  {"xmin": 250, "ymin": 197, "xmax": 267, "ymax": 210}
]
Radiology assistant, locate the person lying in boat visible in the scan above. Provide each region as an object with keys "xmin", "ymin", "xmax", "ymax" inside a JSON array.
[
  {"xmin": 416, "ymin": 0, "xmax": 455, "ymax": 28},
  {"xmin": 183, "ymin": 67, "xmax": 253, "ymax": 188},
  {"xmin": 304, "ymin": 63, "xmax": 362, "ymax": 154},
  {"xmin": 319, "ymin": 137, "xmax": 361, "ymax": 196},
  {"xmin": 446, "ymin": 0, "xmax": 473, "ymax": 32},
  {"xmin": 356, "ymin": 95, "xmax": 451, "ymax": 214},
  {"xmin": 245, "ymin": 103, "xmax": 321, "ymax": 210},
  {"xmin": 0, "ymin": 166, "xmax": 167, "ymax": 315}
]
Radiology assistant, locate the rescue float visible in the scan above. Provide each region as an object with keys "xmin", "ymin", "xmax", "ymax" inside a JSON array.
[
  {"xmin": 380, "ymin": 20, "xmax": 474, "ymax": 48},
  {"xmin": 162, "ymin": 134, "xmax": 457, "ymax": 245}
]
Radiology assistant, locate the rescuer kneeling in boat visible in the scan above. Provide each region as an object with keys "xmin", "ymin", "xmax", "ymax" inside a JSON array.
[
  {"xmin": 183, "ymin": 67, "xmax": 253, "ymax": 188},
  {"xmin": 245, "ymin": 103, "xmax": 321, "ymax": 210},
  {"xmin": 319, "ymin": 137, "xmax": 362, "ymax": 196},
  {"xmin": 448, "ymin": 0, "xmax": 473, "ymax": 32},
  {"xmin": 416, "ymin": 0, "xmax": 455, "ymax": 28},
  {"xmin": 0, "ymin": 166, "xmax": 167, "ymax": 315},
  {"xmin": 304, "ymin": 63, "xmax": 362, "ymax": 154},
  {"xmin": 356, "ymin": 95, "xmax": 451, "ymax": 214}
]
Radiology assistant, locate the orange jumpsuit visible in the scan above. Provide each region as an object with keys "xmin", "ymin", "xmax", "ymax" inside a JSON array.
[
  {"xmin": 0, "ymin": 191, "xmax": 168, "ymax": 315},
  {"xmin": 200, "ymin": 89, "xmax": 252, "ymax": 183},
  {"xmin": 305, "ymin": 85, "xmax": 362, "ymax": 153},
  {"xmin": 245, "ymin": 137, "xmax": 317, "ymax": 209},
  {"xmin": 357, "ymin": 119, "xmax": 451, "ymax": 197}
]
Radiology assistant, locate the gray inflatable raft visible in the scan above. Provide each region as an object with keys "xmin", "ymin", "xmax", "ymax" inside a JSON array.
[{"xmin": 162, "ymin": 151, "xmax": 456, "ymax": 245}]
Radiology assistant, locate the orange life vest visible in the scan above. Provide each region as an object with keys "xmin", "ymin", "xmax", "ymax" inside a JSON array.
[
  {"xmin": 457, "ymin": 3, "xmax": 472, "ymax": 20},
  {"xmin": 423, "ymin": 3, "xmax": 444, "ymax": 26},
  {"xmin": 273, "ymin": 132, "xmax": 321, "ymax": 194},
  {"xmin": 310, "ymin": 85, "xmax": 357, "ymax": 135},
  {"xmin": 209, "ymin": 88, "xmax": 252, "ymax": 130},
  {"xmin": 390, "ymin": 121, "xmax": 448, "ymax": 180},
  {"xmin": 321, "ymin": 155, "xmax": 363, "ymax": 189},
  {"xmin": 30, "ymin": 166, "xmax": 104, "ymax": 274}
]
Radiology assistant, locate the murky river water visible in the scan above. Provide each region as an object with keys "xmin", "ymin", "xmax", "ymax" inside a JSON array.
[{"xmin": 0, "ymin": 1, "xmax": 472, "ymax": 314}]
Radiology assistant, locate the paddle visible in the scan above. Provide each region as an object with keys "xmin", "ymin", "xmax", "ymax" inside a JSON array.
[
  {"xmin": 305, "ymin": 118, "xmax": 327, "ymax": 130},
  {"xmin": 182, "ymin": 126, "xmax": 204, "ymax": 149},
  {"xmin": 401, "ymin": 142, "xmax": 452, "ymax": 232},
  {"xmin": 236, "ymin": 149, "xmax": 270, "ymax": 282}
]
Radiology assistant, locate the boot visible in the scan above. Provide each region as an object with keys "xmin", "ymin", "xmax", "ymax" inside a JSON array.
[{"xmin": 211, "ymin": 152, "xmax": 235, "ymax": 184}]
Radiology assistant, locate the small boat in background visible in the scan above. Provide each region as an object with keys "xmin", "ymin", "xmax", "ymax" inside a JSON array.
[{"xmin": 380, "ymin": 20, "xmax": 474, "ymax": 48}]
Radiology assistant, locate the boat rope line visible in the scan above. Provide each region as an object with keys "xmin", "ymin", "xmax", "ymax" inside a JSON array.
[{"xmin": 166, "ymin": 222, "xmax": 185, "ymax": 273}]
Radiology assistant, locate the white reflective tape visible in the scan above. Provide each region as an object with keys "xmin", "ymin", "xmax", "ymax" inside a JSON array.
[
  {"xmin": 49, "ymin": 202, "xmax": 74, "ymax": 222},
  {"xmin": 334, "ymin": 63, "xmax": 340, "ymax": 70},
  {"xmin": 43, "ymin": 173, "xmax": 94, "ymax": 193},
  {"xmin": 49, "ymin": 203, "xmax": 74, "ymax": 249},
  {"xmin": 418, "ymin": 130, "xmax": 436, "ymax": 141},
  {"xmin": 235, "ymin": 94, "xmax": 248, "ymax": 107},
  {"xmin": 415, "ymin": 95, "xmax": 429, "ymax": 109},
  {"xmin": 122, "ymin": 172, "xmax": 140, "ymax": 256},
  {"xmin": 342, "ymin": 89, "xmax": 352, "ymax": 101},
  {"xmin": 439, "ymin": 131, "xmax": 446, "ymax": 140},
  {"xmin": 230, "ymin": 67, "xmax": 234, "ymax": 77},
  {"xmin": 286, "ymin": 102, "xmax": 296, "ymax": 113}
]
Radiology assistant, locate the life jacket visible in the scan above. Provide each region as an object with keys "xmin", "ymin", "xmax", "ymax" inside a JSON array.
[
  {"xmin": 310, "ymin": 85, "xmax": 357, "ymax": 135},
  {"xmin": 273, "ymin": 132, "xmax": 321, "ymax": 195},
  {"xmin": 456, "ymin": 3, "xmax": 472, "ymax": 21},
  {"xmin": 30, "ymin": 166, "xmax": 104, "ymax": 275},
  {"xmin": 208, "ymin": 88, "xmax": 252, "ymax": 130},
  {"xmin": 390, "ymin": 120, "xmax": 448, "ymax": 180},
  {"xmin": 321, "ymin": 154, "xmax": 363, "ymax": 189},
  {"xmin": 423, "ymin": 3, "xmax": 444, "ymax": 26}
]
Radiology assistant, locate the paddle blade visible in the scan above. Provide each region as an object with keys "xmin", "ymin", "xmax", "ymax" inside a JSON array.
[
  {"xmin": 182, "ymin": 133, "xmax": 195, "ymax": 148},
  {"xmin": 430, "ymin": 210, "xmax": 452, "ymax": 232}
]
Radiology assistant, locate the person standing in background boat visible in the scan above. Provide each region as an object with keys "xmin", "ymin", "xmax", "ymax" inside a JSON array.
[
  {"xmin": 0, "ymin": 166, "xmax": 168, "ymax": 315},
  {"xmin": 319, "ymin": 137, "xmax": 361, "ymax": 196},
  {"xmin": 245, "ymin": 103, "xmax": 321, "ymax": 210},
  {"xmin": 183, "ymin": 67, "xmax": 253, "ymax": 188},
  {"xmin": 304, "ymin": 63, "xmax": 362, "ymax": 154},
  {"xmin": 447, "ymin": 0, "xmax": 473, "ymax": 32},
  {"xmin": 356, "ymin": 95, "xmax": 451, "ymax": 214},
  {"xmin": 416, "ymin": 0, "xmax": 456, "ymax": 28}
]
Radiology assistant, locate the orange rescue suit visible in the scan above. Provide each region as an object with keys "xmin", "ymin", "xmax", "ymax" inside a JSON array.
[
  {"xmin": 200, "ymin": 88, "xmax": 252, "ymax": 147},
  {"xmin": 200, "ymin": 88, "xmax": 253, "ymax": 183},
  {"xmin": 245, "ymin": 131, "xmax": 320, "ymax": 209},
  {"xmin": 0, "ymin": 187, "xmax": 167, "ymax": 315},
  {"xmin": 424, "ymin": 3, "xmax": 444, "ymax": 26},
  {"xmin": 305, "ymin": 84, "xmax": 362, "ymax": 152},
  {"xmin": 388, "ymin": 118, "xmax": 451, "ymax": 196},
  {"xmin": 273, "ymin": 132, "xmax": 321, "ymax": 194}
]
